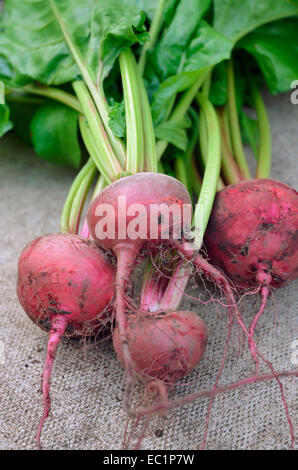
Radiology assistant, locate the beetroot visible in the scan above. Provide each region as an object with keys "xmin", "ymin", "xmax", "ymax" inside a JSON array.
[
  {"xmin": 114, "ymin": 308, "xmax": 207, "ymax": 449},
  {"xmin": 17, "ymin": 233, "xmax": 115, "ymax": 448},
  {"xmin": 87, "ymin": 172, "xmax": 192, "ymax": 404},
  {"xmin": 204, "ymin": 178, "xmax": 298, "ymax": 289},
  {"xmin": 87, "ymin": 172, "xmax": 252, "ymax": 414},
  {"xmin": 17, "ymin": 233, "xmax": 115, "ymax": 335},
  {"xmin": 203, "ymin": 178, "xmax": 298, "ymax": 440},
  {"xmin": 87, "ymin": 171, "xmax": 192, "ymax": 255},
  {"xmin": 113, "ymin": 310, "xmax": 207, "ymax": 383}
]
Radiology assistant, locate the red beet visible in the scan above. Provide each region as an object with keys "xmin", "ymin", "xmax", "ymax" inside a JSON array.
[
  {"xmin": 17, "ymin": 233, "xmax": 115, "ymax": 448},
  {"xmin": 113, "ymin": 310, "xmax": 207, "ymax": 383},
  {"xmin": 204, "ymin": 178, "xmax": 298, "ymax": 289},
  {"xmin": 204, "ymin": 178, "xmax": 298, "ymax": 430},
  {"xmin": 87, "ymin": 172, "xmax": 192, "ymax": 405}
]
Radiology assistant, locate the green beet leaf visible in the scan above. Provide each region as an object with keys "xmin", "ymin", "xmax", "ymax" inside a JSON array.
[
  {"xmin": 0, "ymin": 103, "xmax": 13, "ymax": 137},
  {"xmin": 151, "ymin": 20, "xmax": 233, "ymax": 125},
  {"xmin": 209, "ymin": 62, "xmax": 228, "ymax": 106},
  {"xmin": 146, "ymin": 0, "xmax": 211, "ymax": 82},
  {"xmin": 213, "ymin": 0, "xmax": 298, "ymax": 43},
  {"xmin": 0, "ymin": 81, "xmax": 13, "ymax": 137},
  {"xmin": 155, "ymin": 116, "xmax": 191, "ymax": 151},
  {"xmin": 117, "ymin": 0, "xmax": 158, "ymax": 21},
  {"xmin": 183, "ymin": 20, "xmax": 233, "ymax": 73},
  {"xmin": 151, "ymin": 70, "xmax": 204, "ymax": 126},
  {"xmin": 8, "ymin": 96, "xmax": 43, "ymax": 145},
  {"xmin": 0, "ymin": 0, "xmax": 148, "ymax": 86},
  {"xmin": 238, "ymin": 18, "xmax": 298, "ymax": 94},
  {"xmin": 30, "ymin": 102, "xmax": 81, "ymax": 168},
  {"xmin": 108, "ymin": 99, "xmax": 126, "ymax": 139}
]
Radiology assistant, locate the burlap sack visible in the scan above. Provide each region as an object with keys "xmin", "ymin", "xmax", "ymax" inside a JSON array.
[{"xmin": 0, "ymin": 92, "xmax": 297, "ymax": 450}]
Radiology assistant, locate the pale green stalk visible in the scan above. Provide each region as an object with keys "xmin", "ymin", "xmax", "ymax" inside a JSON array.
[
  {"xmin": 22, "ymin": 84, "xmax": 82, "ymax": 112},
  {"xmin": 60, "ymin": 157, "xmax": 96, "ymax": 233},
  {"xmin": 138, "ymin": 0, "xmax": 166, "ymax": 75},
  {"xmin": 227, "ymin": 60, "xmax": 251, "ymax": 179},
  {"xmin": 156, "ymin": 70, "xmax": 209, "ymax": 161},
  {"xmin": 78, "ymin": 115, "xmax": 116, "ymax": 184},
  {"xmin": 73, "ymin": 82, "xmax": 122, "ymax": 181},
  {"xmin": 49, "ymin": 0, "xmax": 126, "ymax": 166},
  {"xmin": 192, "ymin": 93, "xmax": 221, "ymax": 249},
  {"xmin": 253, "ymin": 86, "xmax": 271, "ymax": 178},
  {"xmin": 119, "ymin": 49, "xmax": 144, "ymax": 172},
  {"xmin": 136, "ymin": 61, "xmax": 157, "ymax": 172},
  {"xmin": 68, "ymin": 163, "xmax": 97, "ymax": 234}
]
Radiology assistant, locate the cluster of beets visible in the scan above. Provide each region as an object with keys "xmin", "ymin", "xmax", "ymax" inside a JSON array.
[{"xmin": 17, "ymin": 173, "xmax": 298, "ymax": 448}]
